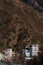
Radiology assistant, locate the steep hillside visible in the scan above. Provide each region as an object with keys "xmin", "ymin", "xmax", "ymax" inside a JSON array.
[{"xmin": 0, "ymin": 0, "xmax": 43, "ymax": 51}]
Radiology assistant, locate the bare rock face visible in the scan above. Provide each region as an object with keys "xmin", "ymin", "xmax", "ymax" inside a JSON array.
[{"xmin": 0, "ymin": 0, "xmax": 43, "ymax": 52}]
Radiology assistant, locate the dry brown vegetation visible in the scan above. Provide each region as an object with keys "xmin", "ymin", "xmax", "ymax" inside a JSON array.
[{"xmin": 0, "ymin": 0, "xmax": 43, "ymax": 54}]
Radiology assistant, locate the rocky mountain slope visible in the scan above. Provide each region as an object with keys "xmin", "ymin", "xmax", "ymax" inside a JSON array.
[{"xmin": 0, "ymin": 0, "xmax": 43, "ymax": 52}]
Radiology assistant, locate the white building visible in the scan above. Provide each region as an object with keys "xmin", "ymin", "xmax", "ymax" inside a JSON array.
[
  {"xmin": 32, "ymin": 44, "xmax": 39, "ymax": 56},
  {"xmin": 25, "ymin": 49, "xmax": 30, "ymax": 57},
  {"xmin": 22, "ymin": 49, "xmax": 32, "ymax": 60}
]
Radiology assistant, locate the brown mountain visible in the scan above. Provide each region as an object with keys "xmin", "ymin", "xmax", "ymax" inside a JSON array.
[{"xmin": 0, "ymin": 0, "xmax": 43, "ymax": 51}]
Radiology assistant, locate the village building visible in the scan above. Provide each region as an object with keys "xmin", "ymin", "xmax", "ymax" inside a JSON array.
[
  {"xmin": 4, "ymin": 48, "xmax": 13, "ymax": 60},
  {"xmin": 22, "ymin": 44, "xmax": 39, "ymax": 60},
  {"xmin": 31, "ymin": 44, "xmax": 39, "ymax": 56}
]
